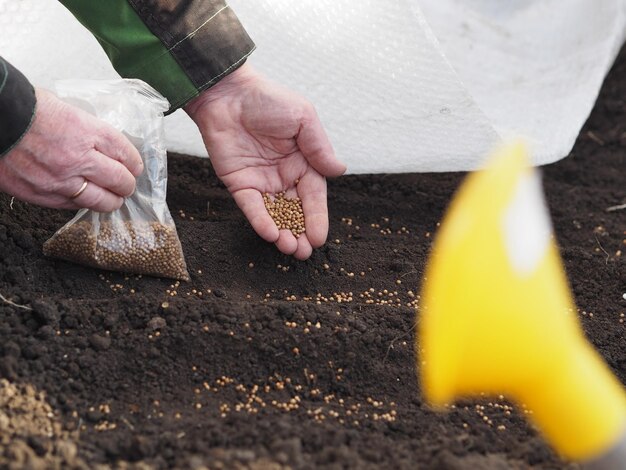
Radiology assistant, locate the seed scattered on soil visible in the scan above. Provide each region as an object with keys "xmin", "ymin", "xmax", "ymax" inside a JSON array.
[
  {"xmin": 263, "ymin": 192, "xmax": 305, "ymax": 238},
  {"xmin": 43, "ymin": 221, "xmax": 190, "ymax": 281},
  {"xmin": 200, "ymin": 374, "xmax": 395, "ymax": 425}
]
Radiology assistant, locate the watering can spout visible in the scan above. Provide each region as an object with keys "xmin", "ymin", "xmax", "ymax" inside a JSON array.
[{"xmin": 419, "ymin": 142, "xmax": 626, "ymax": 462}]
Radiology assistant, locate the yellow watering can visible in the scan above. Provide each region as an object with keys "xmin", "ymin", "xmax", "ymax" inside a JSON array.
[{"xmin": 419, "ymin": 143, "xmax": 626, "ymax": 467}]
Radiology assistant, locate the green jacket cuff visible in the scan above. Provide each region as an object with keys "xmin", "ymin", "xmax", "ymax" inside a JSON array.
[
  {"xmin": 59, "ymin": 1, "xmax": 255, "ymax": 112},
  {"xmin": 0, "ymin": 57, "xmax": 36, "ymax": 157}
]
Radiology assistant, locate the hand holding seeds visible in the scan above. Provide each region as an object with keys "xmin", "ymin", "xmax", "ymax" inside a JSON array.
[{"xmin": 186, "ymin": 64, "xmax": 346, "ymax": 260}]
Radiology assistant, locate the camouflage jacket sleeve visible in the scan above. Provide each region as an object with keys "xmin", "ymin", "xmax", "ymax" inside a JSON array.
[
  {"xmin": 59, "ymin": 0, "xmax": 256, "ymax": 111},
  {"xmin": 0, "ymin": 56, "xmax": 37, "ymax": 157}
]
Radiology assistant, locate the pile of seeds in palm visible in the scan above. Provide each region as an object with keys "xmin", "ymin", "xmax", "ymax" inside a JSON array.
[
  {"xmin": 263, "ymin": 191, "xmax": 306, "ymax": 238},
  {"xmin": 43, "ymin": 220, "xmax": 190, "ymax": 281}
]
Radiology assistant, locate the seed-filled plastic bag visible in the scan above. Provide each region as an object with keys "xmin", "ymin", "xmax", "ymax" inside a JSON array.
[{"xmin": 43, "ymin": 79, "xmax": 190, "ymax": 281}]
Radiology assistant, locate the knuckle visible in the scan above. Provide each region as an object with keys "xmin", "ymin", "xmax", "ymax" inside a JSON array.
[
  {"xmin": 302, "ymin": 101, "xmax": 317, "ymax": 120},
  {"xmin": 122, "ymin": 148, "xmax": 143, "ymax": 175},
  {"xmin": 125, "ymin": 178, "xmax": 137, "ymax": 197},
  {"xmin": 54, "ymin": 103, "xmax": 82, "ymax": 129},
  {"xmin": 110, "ymin": 164, "xmax": 132, "ymax": 194},
  {"xmin": 112, "ymin": 144, "xmax": 129, "ymax": 164},
  {"xmin": 96, "ymin": 123, "xmax": 117, "ymax": 141},
  {"xmin": 287, "ymin": 106, "xmax": 303, "ymax": 125},
  {"xmin": 57, "ymin": 156, "xmax": 82, "ymax": 175},
  {"xmin": 45, "ymin": 149, "xmax": 72, "ymax": 172},
  {"xmin": 37, "ymin": 174, "xmax": 73, "ymax": 198},
  {"xmin": 83, "ymin": 189, "xmax": 107, "ymax": 211},
  {"xmin": 106, "ymin": 138, "xmax": 142, "ymax": 174},
  {"xmin": 110, "ymin": 196, "xmax": 124, "ymax": 211},
  {"xmin": 96, "ymin": 126, "xmax": 123, "ymax": 153},
  {"xmin": 38, "ymin": 177, "xmax": 59, "ymax": 195},
  {"xmin": 53, "ymin": 147, "xmax": 92, "ymax": 177}
]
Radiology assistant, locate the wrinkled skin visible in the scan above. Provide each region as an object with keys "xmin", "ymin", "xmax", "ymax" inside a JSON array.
[
  {"xmin": 0, "ymin": 88, "xmax": 143, "ymax": 212},
  {"xmin": 186, "ymin": 64, "xmax": 346, "ymax": 260}
]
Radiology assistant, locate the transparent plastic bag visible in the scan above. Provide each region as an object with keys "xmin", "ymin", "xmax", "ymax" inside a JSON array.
[{"xmin": 43, "ymin": 79, "xmax": 190, "ymax": 281}]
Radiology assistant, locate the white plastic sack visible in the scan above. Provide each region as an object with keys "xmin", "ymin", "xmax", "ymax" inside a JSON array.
[
  {"xmin": 1, "ymin": 0, "xmax": 625, "ymax": 173},
  {"xmin": 43, "ymin": 80, "xmax": 190, "ymax": 281}
]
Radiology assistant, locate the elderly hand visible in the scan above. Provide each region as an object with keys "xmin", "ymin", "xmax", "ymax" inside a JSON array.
[
  {"xmin": 185, "ymin": 64, "xmax": 346, "ymax": 260},
  {"xmin": 0, "ymin": 88, "xmax": 143, "ymax": 212}
]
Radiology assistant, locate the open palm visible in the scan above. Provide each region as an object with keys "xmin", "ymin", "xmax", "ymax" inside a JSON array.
[{"xmin": 186, "ymin": 65, "xmax": 346, "ymax": 260}]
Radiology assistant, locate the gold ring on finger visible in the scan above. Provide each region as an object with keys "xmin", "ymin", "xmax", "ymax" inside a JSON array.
[{"xmin": 69, "ymin": 179, "xmax": 89, "ymax": 199}]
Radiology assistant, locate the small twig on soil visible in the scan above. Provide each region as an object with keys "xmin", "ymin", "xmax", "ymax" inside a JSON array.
[
  {"xmin": 0, "ymin": 292, "xmax": 32, "ymax": 310},
  {"xmin": 121, "ymin": 417, "xmax": 135, "ymax": 431},
  {"xmin": 587, "ymin": 131, "xmax": 605, "ymax": 146},
  {"xmin": 383, "ymin": 323, "xmax": 416, "ymax": 364},
  {"xmin": 400, "ymin": 269, "xmax": 418, "ymax": 278},
  {"xmin": 606, "ymin": 203, "xmax": 626, "ymax": 212},
  {"xmin": 594, "ymin": 235, "xmax": 610, "ymax": 265},
  {"xmin": 9, "ymin": 197, "xmax": 15, "ymax": 210}
]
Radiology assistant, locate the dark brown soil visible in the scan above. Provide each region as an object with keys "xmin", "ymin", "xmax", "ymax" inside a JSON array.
[{"xmin": 0, "ymin": 47, "xmax": 624, "ymax": 469}]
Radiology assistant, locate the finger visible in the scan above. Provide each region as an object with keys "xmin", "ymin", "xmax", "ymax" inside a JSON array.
[
  {"xmin": 297, "ymin": 104, "xmax": 347, "ymax": 177},
  {"xmin": 232, "ymin": 189, "xmax": 280, "ymax": 243},
  {"xmin": 95, "ymin": 124, "xmax": 144, "ymax": 177},
  {"xmin": 275, "ymin": 230, "xmax": 298, "ymax": 255},
  {"xmin": 71, "ymin": 180, "xmax": 124, "ymax": 212},
  {"xmin": 293, "ymin": 233, "xmax": 313, "ymax": 260},
  {"xmin": 297, "ymin": 170, "xmax": 329, "ymax": 248},
  {"xmin": 82, "ymin": 150, "xmax": 137, "ymax": 197}
]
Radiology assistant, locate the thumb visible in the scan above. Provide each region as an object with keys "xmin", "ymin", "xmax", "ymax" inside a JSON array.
[{"xmin": 297, "ymin": 104, "xmax": 347, "ymax": 177}]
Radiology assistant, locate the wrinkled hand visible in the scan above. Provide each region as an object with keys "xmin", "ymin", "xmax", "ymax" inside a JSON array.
[
  {"xmin": 0, "ymin": 88, "xmax": 143, "ymax": 212},
  {"xmin": 186, "ymin": 64, "xmax": 346, "ymax": 260}
]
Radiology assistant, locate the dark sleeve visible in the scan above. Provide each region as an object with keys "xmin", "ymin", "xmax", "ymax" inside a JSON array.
[
  {"xmin": 58, "ymin": 1, "xmax": 256, "ymax": 112},
  {"xmin": 0, "ymin": 57, "xmax": 37, "ymax": 157}
]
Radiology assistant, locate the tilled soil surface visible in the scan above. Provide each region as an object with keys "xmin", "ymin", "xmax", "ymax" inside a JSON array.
[{"xmin": 0, "ymin": 49, "xmax": 624, "ymax": 470}]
